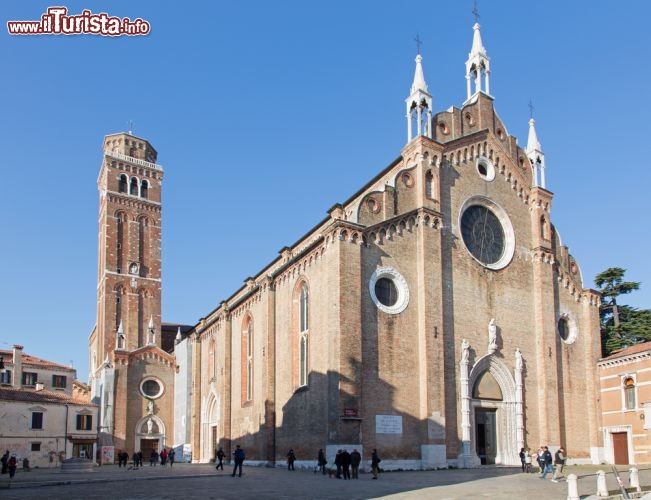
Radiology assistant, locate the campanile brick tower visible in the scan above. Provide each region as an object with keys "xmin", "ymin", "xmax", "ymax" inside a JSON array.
[{"xmin": 89, "ymin": 133, "xmax": 175, "ymax": 458}]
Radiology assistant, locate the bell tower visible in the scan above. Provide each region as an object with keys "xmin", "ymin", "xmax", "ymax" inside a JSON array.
[{"xmin": 89, "ymin": 132, "xmax": 169, "ymax": 454}]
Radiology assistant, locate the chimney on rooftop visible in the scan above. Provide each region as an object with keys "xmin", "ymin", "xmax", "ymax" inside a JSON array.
[{"xmin": 12, "ymin": 344, "xmax": 23, "ymax": 389}]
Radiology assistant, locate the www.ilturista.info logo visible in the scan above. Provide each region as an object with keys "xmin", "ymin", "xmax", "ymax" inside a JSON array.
[{"xmin": 7, "ymin": 7, "xmax": 150, "ymax": 36}]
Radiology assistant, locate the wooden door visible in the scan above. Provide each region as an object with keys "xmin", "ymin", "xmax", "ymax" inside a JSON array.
[{"xmin": 612, "ymin": 432, "xmax": 629, "ymax": 465}]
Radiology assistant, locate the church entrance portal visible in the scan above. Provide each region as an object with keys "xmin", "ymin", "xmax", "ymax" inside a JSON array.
[
  {"xmin": 475, "ymin": 408, "xmax": 497, "ymax": 465},
  {"xmin": 140, "ymin": 438, "xmax": 158, "ymax": 459}
]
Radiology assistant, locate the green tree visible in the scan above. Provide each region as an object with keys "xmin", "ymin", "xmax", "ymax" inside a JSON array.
[{"xmin": 595, "ymin": 267, "xmax": 651, "ymax": 356}]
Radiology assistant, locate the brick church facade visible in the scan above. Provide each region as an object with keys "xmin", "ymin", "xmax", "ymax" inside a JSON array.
[{"xmin": 90, "ymin": 20, "xmax": 604, "ymax": 467}]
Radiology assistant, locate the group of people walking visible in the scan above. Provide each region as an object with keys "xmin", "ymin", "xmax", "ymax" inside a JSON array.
[
  {"xmin": 519, "ymin": 445, "xmax": 566, "ymax": 482},
  {"xmin": 215, "ymin": 446, "xmax": 382, "ymax": 479},
  {"xmin": 1, "ymin": 450, "xmax": 17, "ymax": 478},
  {"xmin": 116, "ymin": 448, "xmax": 175, "ymax": 468}
]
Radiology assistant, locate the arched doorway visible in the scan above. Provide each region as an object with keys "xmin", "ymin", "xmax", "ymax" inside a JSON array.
[
  {"xmin": 202, "ymin": 391, "xmax": 221, "ymax": 463},
  {"xmin": 134, "ymin": 415, "xmax": 166, "ymax": 458},
  {"xmin": 468, "ymin": 355, "xmax": 520, "ymax": 466}
]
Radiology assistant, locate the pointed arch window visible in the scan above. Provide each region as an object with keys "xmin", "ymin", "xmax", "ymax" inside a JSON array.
[
  {"xmin": 115, "ymin": 287, "xmax": 123, "ymax": 330},
  {"xmin": 426, "ymin": 171, "xmax": 434, "ymax": 199},
  {"xmin": 299, "ymin": 284, "xmax": 309, "ymax": 387},
  {"xmin": 138, "ymin": 217, "xmax": 148, "ymax": 275},
  {"xmin": 208, "ymin": 339, "xmax": 216, "ymax": 380},
  {"xmin": 242, "ymin": 317, "xmax": 253, "ymax": 402},
  {"xmin": 141, "ymin": 180, "xmax": 149, "ymax": 199},
  {"xmin": 116, "ymin": 213, "xmax": 125, "ymax": 274}
]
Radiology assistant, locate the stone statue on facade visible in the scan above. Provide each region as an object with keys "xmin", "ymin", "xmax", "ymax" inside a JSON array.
[
  {"xmin": 461, "ymin": 339, "xmax": 470, "ymax": 364},
  {"xmin": 488, "ymin": 318, "xmax": 497, "ymax": 354},
  {"xmin": 515, "ymin": 348, "xmax": 523, "ymax": 371}
]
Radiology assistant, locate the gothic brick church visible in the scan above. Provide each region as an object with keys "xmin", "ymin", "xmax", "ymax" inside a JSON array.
[{"xmin": 89, "ymin": 19, "xmax": 603, "ymax": 468}]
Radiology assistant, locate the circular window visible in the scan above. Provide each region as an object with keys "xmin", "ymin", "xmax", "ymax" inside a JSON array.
[
  {"xmin": 459, "ymin": 196, "xmax": 515, "ymax": 270},
  {"xmin": 558, "ymin": 317, "xmax": 569, "ymax": 341},
  {"xmin": 476, "ymin": 157, "xmax": 495, "ymax": 181},
  {"xmin": 402, "ymin": 172, "xmax": 414, "ymax": 188},
  {"xmin": 557, "ymin": 313, "xmax": 578, "ymax": 344},
  {"xmin": 369, "ymin": 267, "xmax": 409, "ymax": 314},
  {"xmin": 140, "ymin": 378, "xmax": 164, "ymax": 399},
  {"xmin": 375, "ymin": 278, "xmax": 397, "ymax": 307},
  {"xmin": 366, "ymin": 197, "xmax": 381, "ymax": 213}
]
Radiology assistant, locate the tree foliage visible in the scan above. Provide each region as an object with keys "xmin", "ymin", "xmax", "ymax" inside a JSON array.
[{"xmin": 596, "ymin": 267, "xmax": 651, "ymax": 357}]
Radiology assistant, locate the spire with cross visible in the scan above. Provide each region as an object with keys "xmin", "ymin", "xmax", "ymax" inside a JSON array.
[
  {"xmin": 414, "ymin": 33, "xmax": 423, "ymax": 55},
  {"xmin": 472, "ymin": 0, "xmax": 480, "ymax": 23},
  {"xmin": 528, "ymin": 98, "xmax": 535, "ymax": 119}
]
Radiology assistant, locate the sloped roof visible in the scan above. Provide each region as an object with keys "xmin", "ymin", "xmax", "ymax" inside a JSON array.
[
  {"xmin": 0, "ymin": 386, "xmax": 95, "ymax": 406},
  {"xmin": 0, "ymin": 349, "xmax": 76, "ymax": 372},
  {"xmin": 601, "ymin": 341, "xmax": 651, "ymax": 361}
]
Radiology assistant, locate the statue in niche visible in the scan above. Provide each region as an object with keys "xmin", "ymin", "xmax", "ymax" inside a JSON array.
[
  {"xmin": 461, "ymin": 339, "xmax": 470, "ymax": 364},
  {"xmin": 146, "ymin": 417, "xmax": 153, "ymax": 434},
  {"xmin": 515, "ymin": 348, "xmax": 523, "ymax": 371},
  {"xmin": 147, "ymin": 400, "xmax": 154, "ymax": 415},
  {"xmin": 488, "ymin": 318, "xmax": 498, "ymax": 354}
]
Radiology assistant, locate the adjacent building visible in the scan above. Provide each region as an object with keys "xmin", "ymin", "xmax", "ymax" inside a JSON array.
[
  {"xmin": 0, "ymin": 345, "xmax": 98, "ymax": 467},
  {"xmin": 599, "ymin": 342, "xmax": 651, "ymax": 465}
]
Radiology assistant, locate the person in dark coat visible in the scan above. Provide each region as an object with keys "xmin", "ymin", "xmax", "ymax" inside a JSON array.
[
  {"xmin": 231, "ymin": 445, "xmax": 245, "ymax": 477},
  {"xmin": 216, "ymin": 447, "xmax": 225, "ymax": 470},
  {"xmin": 334, "ymin": 449, "xmax": 343, "ymax": 478},
  {"xmin": 341, "ymin": 449, "xmax": 351, "ymax": 480},
  {"xmin": 350, "ymin": 449, "xmax": 362, "ymax": 479},
  {"xmin": 1, "ymin": 450, "xmax": 9, "ymax": 474},
  {"xmin": 286, "ymin": 449, "xmax": 296, "ymax": 471},
  {"xmin": 371, "ymin": 449, "xmax": 381, "ymax": 479},
  {"xmin": 169, "ymin": 449, "xmax": 175, "ymax": 467},
  {"xmin": 317, "ymin": 449, "xmax": 327, "ymax": 475}
]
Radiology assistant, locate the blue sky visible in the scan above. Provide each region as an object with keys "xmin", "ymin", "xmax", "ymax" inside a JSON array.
[{"xmin": 2, "ymin": 1, "xmax": 650, "ymax": 380}]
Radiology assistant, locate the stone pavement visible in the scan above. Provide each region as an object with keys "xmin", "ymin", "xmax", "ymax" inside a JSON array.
[{"xmin": 1, "ymin": 462, "xmax": 651, "ymax": 499}]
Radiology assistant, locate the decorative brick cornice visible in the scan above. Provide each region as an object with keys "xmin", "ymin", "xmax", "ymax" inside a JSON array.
[
  {"xmin": 363, "ymin": 207, "xmax": 442, "ymax": 246},
  {"xmin": 598, "ymin": 350, "xmax": 651, "ymax": 368},
  {"xmin": 106, "ymin": 192, "xmax": 161, "ymax": 211}
]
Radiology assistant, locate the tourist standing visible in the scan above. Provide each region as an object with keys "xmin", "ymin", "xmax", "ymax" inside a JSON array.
[
  {"xmin": 350, "ymin": 449, "xmax": 361, "ymax": 479},
  {"xmin": 231, "ymin": 445, "xmax": 245, "ymax": 477},
  {"xmin": 371, "ymin": 449, "xmax": 381, "ymax": 479},
  {"xmin": 286, "ymin": 449, "xmax": 296, "ymax": 471}
]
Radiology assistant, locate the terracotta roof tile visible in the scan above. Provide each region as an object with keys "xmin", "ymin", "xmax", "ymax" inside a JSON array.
[
  {"xmin": 601, "ymin": 341, "xmax": 651, "ymax": 361},
  {"xmin": 0, "ymin": 349, "xmax": 76, "ymax": 372},
  {"xmin": 0, "ymin": 386, "xmax": 96, "ymax": 406}
]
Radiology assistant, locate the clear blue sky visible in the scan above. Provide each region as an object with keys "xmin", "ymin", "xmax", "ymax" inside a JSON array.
[{"xmin": 2, "ymin": 1, "xmax": 650, "ymax": 381}]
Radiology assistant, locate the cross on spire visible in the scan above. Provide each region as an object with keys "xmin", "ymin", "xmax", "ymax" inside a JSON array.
[
  {"xmin": 472, "ymin": 0, "xmax": 480, "ymax": 23},
  {"xmin": 414, "ymin": 33, "xmax": 423, "ymax": 55},
  {"xmin": 127, "ymin": 120, "xmax": 134, "ymax": 135},
  {"xmin": 528, "ymin": 98, "xmax": 534, "ymax": 119}
]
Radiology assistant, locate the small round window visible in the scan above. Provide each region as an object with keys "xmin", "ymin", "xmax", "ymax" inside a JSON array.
[
  {"xmin": 375, "ymin": 278, "xmax": 398, "ymax": 307},
  {"xmin": 557, "ymin": 313, "xmax": 578, "ymax": 344},
  {"xmin": 140, "ymin": 378, "xmax": 164, "ymax": 399},
  {"xmin": 476, "ymin": 157, "xmax": 495, "ymax": 181},
  {"xmin": 369, "ymin": 267, "xmax": 409, "ymax": 314},
  {"xmin": 558, "ymin": 317, "xmax": 569, "ymax": 341}
]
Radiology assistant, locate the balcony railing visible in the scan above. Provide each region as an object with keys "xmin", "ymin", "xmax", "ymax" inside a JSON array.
[{"xmin": 104, "ymin": 150, "xmax": 163, "ymax": 171}]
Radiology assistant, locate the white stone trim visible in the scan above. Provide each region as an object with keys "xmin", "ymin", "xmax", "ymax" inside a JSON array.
[
  {"xmin": 475, "ymin": 156, "xmax": 495, "ymax": 181},
  {"xmin": 140, "ymin": 376, "xmax": 165, "ymax": 399},
  {"xmin": 557, "ymin": 310, "xmax": 579, "ymax": 345},
  {"xmin": 369, "ymin": 267, "xmax": 410, "ymax": 315},
  {"xmin": 602, "ymin": 425, "xmax": 634, "ymax": 464}
]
